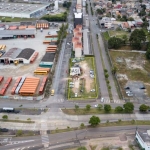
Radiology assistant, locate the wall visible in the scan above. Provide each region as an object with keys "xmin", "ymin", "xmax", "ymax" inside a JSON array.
[{"xmin": 0, "ymin": 12, "xmax": 30, "ymax": 18}]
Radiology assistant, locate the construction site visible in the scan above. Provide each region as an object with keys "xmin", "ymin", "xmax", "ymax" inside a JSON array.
[{"xmin": 0, "ymin": 25, "xmax": 59, "ymax": 97}]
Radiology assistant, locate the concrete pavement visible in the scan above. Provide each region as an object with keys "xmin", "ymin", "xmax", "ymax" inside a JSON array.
[
  {"xmin": 0, "ymin": 110, "xmax": 150, "ymax": 130},
  {"xmin": 0, "ymin": 125, "xmax": 149, "ymax": 150}
]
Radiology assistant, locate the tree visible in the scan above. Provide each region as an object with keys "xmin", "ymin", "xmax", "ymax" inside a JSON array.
[
  {"xmin": 115, "ymin": 106, "xmax": 123, "ymax": 112},
  {"xmin": 146, "ymin": 46, "xmax": 150, "ymax": 59},
  {"xmin": 96, "ymin": 9, "xmax": 103, "ymax": 15},
  {"xmin": 128, "ymin": 17, "xmax": 134, "ymax": 21},
  {"xmin": 129, "ymin": 29, "xmax": 146, "ymax": 49},
  {"xmin": 77, "ymin": 147, "xmax": 87, "ymax": 150},
  {"xmin": 89, "ymin": 116, "xmax": 100, "ymax": 126},
  {"xmin": 112, "ymin": 66, "xmax": 117, "ymax": 74},
  {"xmin": 80, "ymin": 123, "xmax": 85, "ymax": 128},
  {"xmin": 85, "ymin": 104, "xmax": 91, "ymax": 111},
  {"xmin": 108, "ymin": 37, "xmax": 123, "ymax": 49},
  {"xmin": 122, "ymin": 35, "xmax": 128, "ymax": 44},
  {"xmin": 2, "ymin": 115, "xmax": 8, "ymax": 120},
  {"xmin": 123, "ymin": 102, "xmax": 134, "ymax": 113},
  {"xmin": 97, "ymin": 104, "xmax": 103, "ymax": 111},
  {"xmin": 75, "ymin": 104, "xmax": 79, "ymax": 111},
  {"xmin": 139, "ymin": 104, "xmax": 149, "ymax": 112},
  {"xmin": 104, "ymin": 104, "xmax": 111, "ymax": 112}
]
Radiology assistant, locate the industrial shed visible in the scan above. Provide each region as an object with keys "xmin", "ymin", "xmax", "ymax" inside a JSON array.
[
  {"xmin": 39, "ymin": 52, "xmax": 55, "ymax": 68},
  {"xmin": 0, "ymin": 28, "xmax": 36, "ymax": 39},
  {"xmin": 0, "ymin": 2, "xmax": 49, "ymax": 18},
  {"xmin": 0, "ymin": 48, "xmax": 35, "ymax": 64}
]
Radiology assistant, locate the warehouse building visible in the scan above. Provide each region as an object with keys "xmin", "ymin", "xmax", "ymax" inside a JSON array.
[
  {"xmin": 0, "ymin": 28, "xmax": 36, "ymax": 39},
  {"xmin": 0, "ymin": 48, "xmax": 36, "ymax": 64},
  {"xmin": 0, "ymin": 2, "xmax": 49, "ymax": 18}
]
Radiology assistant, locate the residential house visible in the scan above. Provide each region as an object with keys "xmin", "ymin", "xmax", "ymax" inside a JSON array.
[{"xmin": 74, "ymin": 42, "xmax": 82, "ymax": 57}]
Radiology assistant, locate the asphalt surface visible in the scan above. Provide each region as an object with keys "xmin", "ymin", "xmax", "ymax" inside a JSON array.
[{"xmin": 0, "ymin": 125, "xmax": 149, "ymax": 150}]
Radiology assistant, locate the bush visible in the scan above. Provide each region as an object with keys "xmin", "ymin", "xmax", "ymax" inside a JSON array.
[
  {"xmin": 80, "ymin": 123, "xmax": 85, "ymax": 128},
  {"xmin": 85, "ymin": 104, "xmax": 91, "ymax": 111},
  {"xmin": 2, "ymin": 115, "xmax": 8, "ymax": 120},
  {"xmin": 115, "ymin": 106, "xmax": 123, "ymax": 112},
  {"xmin": 16, "ymin": 130, "xmax": 23, "ymax": 136}
]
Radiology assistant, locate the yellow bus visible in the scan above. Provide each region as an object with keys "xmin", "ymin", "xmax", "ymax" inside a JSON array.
[
  {"xmin": 34, "ymin": 71, "xmax": 48, "ymax": 75},
  {"xmin": 1, "ymin": 45, "xmax": 6, "ymax": 50}
]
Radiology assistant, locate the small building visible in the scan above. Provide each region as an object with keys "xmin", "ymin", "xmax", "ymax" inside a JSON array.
[
  {"xmin": 70, "ymin": 67, "xmax": 81, "ymax": 76},
  {"xmin": 39, "ymin": 52, "xmax": 55, "ymax": 68},
  {"xmin": 74, "ymin": 12, "xmax": 83, "ymax": 27},
  {"xmin": 83, "ymin": 28, "xmax": 90, "ymax": 55},
  {"xmin": 74, "ymin": 42, "xmax": 82, "ymax": 58},
  {"xmin": 135, "ymin": 130, "xmax": 150, "ymax": 150},
  {"xmin": 121, "ymin": 22, "xmax": 129, "ymax": 30}
]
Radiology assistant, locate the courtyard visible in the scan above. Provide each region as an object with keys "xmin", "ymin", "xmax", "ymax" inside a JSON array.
[{"xmin": 67, "ymin": 57, "xmax": 98, "ymax": 100}]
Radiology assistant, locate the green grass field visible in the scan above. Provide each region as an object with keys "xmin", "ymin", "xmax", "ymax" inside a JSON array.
[
  {"xmin": 108, "ymin": 30, "xmax": 130, "ymax": 39},
  {"xmin": 0, "ymin": 16, "xmax": 36, "ymax": 22}
]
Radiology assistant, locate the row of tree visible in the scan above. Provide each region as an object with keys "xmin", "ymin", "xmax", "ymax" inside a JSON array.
[
  {"xmin": 75, "ymin": 102, "xmax": 150, "ymax": 113},
  {"xmin": 108, "ymin": 29, "xmax": 146, "ymax": 50}
]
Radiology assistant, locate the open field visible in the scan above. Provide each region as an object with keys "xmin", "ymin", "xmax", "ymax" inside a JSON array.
[
  {"xmin": 108, "ymin": 30, "xmax": 130, "ymax": 38},
  {"xmin": 109, "ymin": 50, "xmax": 150, "ymax": 99},
  {"xmin": 68, "ymin": 57, "xmax": 98, "ymax": 100}
]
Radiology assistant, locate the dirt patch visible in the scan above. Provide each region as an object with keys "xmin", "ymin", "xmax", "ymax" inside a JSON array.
[
  {"xmin": 125, "ymin": 58, "xmax": 145, "ymax": 70},
  {"xmin": 117, "ymin": 74, "xmax": 128, "ymax": 81},
  {"xmin": 72, "ymin": 60, "xmax": 94, "ymax": 93}
]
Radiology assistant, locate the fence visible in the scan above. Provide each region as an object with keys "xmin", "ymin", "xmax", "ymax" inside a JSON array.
[
  {"xmin": 101, "ymin": 33, "xmax": 124, "ymax": 100},
  {"xmin": 0, "ymin": 95, "xmax": 44, "ymax": 101}
]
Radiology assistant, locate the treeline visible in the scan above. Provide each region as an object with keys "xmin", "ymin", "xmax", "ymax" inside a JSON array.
[{"xmin": 41, "ymin": 12, "xmax": 67, "ymax": 22}]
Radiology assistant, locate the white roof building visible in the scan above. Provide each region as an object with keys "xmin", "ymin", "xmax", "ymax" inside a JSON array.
[
  {"xmin": 136, "ymin": 130, "xmax": 150, "ymax": 150},
  {"xmin": 70, "ymin": 67, "xmax": 81, "ymax": 76}
]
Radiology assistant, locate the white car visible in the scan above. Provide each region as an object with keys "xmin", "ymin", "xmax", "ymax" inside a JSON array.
[
  {"xmin": 126, "ymin": 90, "xmax": 132, "ymax": 94},
  {"xmin": 101, "ymin": 97, "xmax": 104, "ymax": 102},
  {"xmin": 69, "ymin": 82, "xmax": 74, "ymax": 85},
  {"xmin": 94, "ymin": 104, "xmax": 98, "ymax": 108},
  {"xmin": 90, "ymin": 89, "xmax": 95, "ymax": 92},
  {"xmin": 127, "ymin": 93, "xmax": 133, "ymax": 97},
  {"xmin": 75, "ymin": 93, "xmax": 78, "ymax": 97}
]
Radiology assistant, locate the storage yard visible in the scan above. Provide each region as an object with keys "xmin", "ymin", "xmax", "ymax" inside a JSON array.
[{"xmin": 0, "ymin": 27, "xmax": 59, "ymax": 96}]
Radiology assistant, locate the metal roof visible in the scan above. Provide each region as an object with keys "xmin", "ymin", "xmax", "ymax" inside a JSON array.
[
  {"xmin": 0, "ymin": 2, "xmax": 49, "ymax": 14},
  {"xmin": 83, "ymin": 29, "xmax": 90, "ymax": 55},
  {"xmin": 0, "ymin": 29, "xmax": 36, "ymax": 37}
]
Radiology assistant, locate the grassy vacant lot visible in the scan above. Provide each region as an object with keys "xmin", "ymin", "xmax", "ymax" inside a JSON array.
[
  {"xmin": 108, "ymin": 30, "xmax": 130, "ymax": 38},
  {"xmin": 0, "ymin": 16, "xmax": 36, "ymax": 22},
  {"xmin": 102, "ymin": 31, "xmax": 110, "ymax": 40},
  {"xmin": 68, "ymin": 57, "xmax": 98, "ymax": 100},
  {"xmin": 62, "ymin": 108, "xmax": 130, "ymax": 115},
  {"xmin": 109, "ymin": 51, "xmax": 150, "ymax": 97},
  {"xmin": 50, "ymin": 120, "xmax": 150, "ymax": 135}
]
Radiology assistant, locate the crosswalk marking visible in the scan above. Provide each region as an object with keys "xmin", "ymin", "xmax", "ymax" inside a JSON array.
[
  {"xmin": 5, "ymin": 140, "xmax": 34, "ymax": 146},
  {"xmin": 40, "ymin": 122, "xmax": 49, "ymax": 148},
  {"xmin": 102, "ymin": 98, "xmax": 123, "ymax": 104}
]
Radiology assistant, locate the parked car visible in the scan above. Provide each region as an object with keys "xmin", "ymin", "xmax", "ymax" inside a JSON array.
[
  {"xmin": 0, "ymin": 128, "xmax": 8, "ymax": 132},
  {"xmin": 126, "ymin": 90, "xmax": 132, "ymax": 94},
  {"xmin": 101, "ymin": 97, "xmax": 104, "ymax": 102},
  {"xmin": 127, "ymin": 93, "xmax": 133, "ymax": 97},
  {"xmin": 90, "ymin": 89, "xmax": 95, "ymax": 92},
  {"xmin": 69, "ymin": 85, "xmax": 74, "ymax": 88},
  {"xmin": 94, "ymin": 104, "xmax": 98, "ymax": 108},
  {"xmin": 69, "ymin": 82, "xmax": 74, "ymax": 85}
]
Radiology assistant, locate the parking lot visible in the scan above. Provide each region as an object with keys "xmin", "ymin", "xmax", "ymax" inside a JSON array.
[{"xmin": 0, "ymin": 26, "xmax": 60, "ymax": 96}]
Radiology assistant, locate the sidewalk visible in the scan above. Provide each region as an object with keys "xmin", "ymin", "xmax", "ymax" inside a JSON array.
[{"xmin": 0, "ymin": 110, "xmax": 150, "ymax": 130}]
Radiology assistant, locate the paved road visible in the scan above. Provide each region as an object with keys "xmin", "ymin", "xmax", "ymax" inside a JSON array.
[
  {"xmin": 0, "ymin": 125, "xmax": 149, "ymax": 150},
  {"xmin": 89, "ymin": 0, "xmax": 119, "ymax": 100},
  {"xmin": 87, "ymin": 0, "xmax": 109, "ymax": 99}
]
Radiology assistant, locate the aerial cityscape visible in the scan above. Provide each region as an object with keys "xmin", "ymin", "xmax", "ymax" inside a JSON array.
[{"xmin": 0, "ymin": 0, "xmax": 150, "ymax": 149}]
